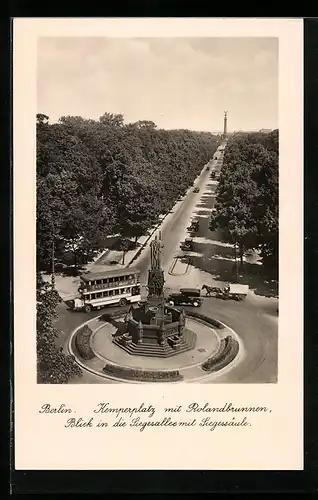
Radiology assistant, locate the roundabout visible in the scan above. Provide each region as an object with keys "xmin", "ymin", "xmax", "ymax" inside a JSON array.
[
  {"xmin": 66, "ymin": 231, "xmax": 245, "ymax": 383},
  {"xmin": 67, "ymin": 311, "xmax": 244, "ymax": 383},
  {"xmin": 92, "ymin": 317, "xmax": 220, "ymax": 369}
]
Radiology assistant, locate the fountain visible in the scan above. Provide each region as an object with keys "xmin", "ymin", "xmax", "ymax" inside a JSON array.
[{"xmin": 113, "ymin": 232, "xmax": 197, "ymax": 357}]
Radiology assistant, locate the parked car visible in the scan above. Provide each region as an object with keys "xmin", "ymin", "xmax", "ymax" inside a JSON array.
[
  {"xmin": 167, "ymin": 288, "xmax": 202, "ymax": 307},
  {"xmin": 180, "ymin": 238, "xmax": 194, "ymax": 251},
  {"xmin": 187, "ymin": 219, "xmax": 200, "ymax": 233},
  {"xmin": 193, "ymin": 187, "xmax": 200, "ymax": 193}
]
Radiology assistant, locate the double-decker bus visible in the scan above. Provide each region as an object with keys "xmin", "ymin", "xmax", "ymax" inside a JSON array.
[{"xmin": 71, "ymin": 267, "xmax": 141, "ymax": 312}]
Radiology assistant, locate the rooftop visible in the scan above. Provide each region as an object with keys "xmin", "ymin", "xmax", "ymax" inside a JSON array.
[{"xmin": 81, "ymin": 266, "xmax": 140, "ymax": 282}]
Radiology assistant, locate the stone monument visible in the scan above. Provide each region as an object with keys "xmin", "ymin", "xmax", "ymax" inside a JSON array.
[
  {"xmin": 147, "ymin": 231, "xmax": 165, "ymax": 299},
  {"xmin": 222, "ymin": 111, "xmax": 228, "ymax": 139},
  {"xmin": 112, "ymin": 231, "xmax": 196, "ymax": 357}
]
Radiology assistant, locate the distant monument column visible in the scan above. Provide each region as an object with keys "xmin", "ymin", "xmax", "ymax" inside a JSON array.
[{"xmin": 223, "ymin": 111, "xmax": 228, "ymax": 138}]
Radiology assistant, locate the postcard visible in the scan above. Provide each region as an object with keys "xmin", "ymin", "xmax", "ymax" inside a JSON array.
[{"xmin": 13, "ymin": 17, "xmax": 303, "ymax": 470}]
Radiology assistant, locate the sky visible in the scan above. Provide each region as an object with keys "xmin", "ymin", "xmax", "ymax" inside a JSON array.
[{"xmin": 37, "ymin": 37, "xmax": 278, "ymax": 133}]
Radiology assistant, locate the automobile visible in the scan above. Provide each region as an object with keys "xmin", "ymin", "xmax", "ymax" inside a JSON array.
[
  {"xmin": 180, "ymin": 238, "xmax": 194, "ymax": 251},
  {"xmin": 167, "ymin": 288, "xmax": 202, "ymax": 307},
  {"xmin": 187, "ymin": 219, "xmax": 200, "ymax": 233},
  {"xmin": 210, "ymin": 171, "xmax": 216, "ymax": 179},
  {"xmin": 193, "ymin": 187, "xmax": 200, "ymax": 193},
  {"xmin": 206, "ymin": 166, "xmax": 209, "ymax": 171}
]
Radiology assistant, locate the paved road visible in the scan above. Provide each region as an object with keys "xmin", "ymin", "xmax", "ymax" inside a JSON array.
[
  {"xmin": 55, "ymin": 142, "xmax": 278, "ymax": 383},
  {"xmin": 135, "ymin": 158, "xmax": 218, "ymax": 284}
]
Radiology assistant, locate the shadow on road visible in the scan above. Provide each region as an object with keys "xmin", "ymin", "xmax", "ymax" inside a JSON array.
[
  {"xmin": 184, "ymin": 185, "xmax": 278, "ymax": 299},
  {"xmin": 195, "ymin": 200, "xmax": 215, "ymax": 210},
  {"xmin": 181, "ymin": 240, "xmax": 278, "ymax": 299}
]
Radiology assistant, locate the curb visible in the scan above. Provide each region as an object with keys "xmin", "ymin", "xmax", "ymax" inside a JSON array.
[
  {"xmin": 67, "ymin": 316, "xmax": 184, "ymax": 384},
  {"xmin": 180, "ymin": 313, "xmax": 245, "ymax": 382},
  {"xmin": 67, "ymin": 309, "xmax": 243, "ymax": 384},
  {"xmin": 168, "ymin": 256, "xmax": 191, "ymax": 276}
]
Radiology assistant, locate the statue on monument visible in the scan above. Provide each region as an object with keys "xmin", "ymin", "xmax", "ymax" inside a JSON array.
[
  {"xmin": 150, "ymin": 232, "xmax": 164, "ymax": 270},
  {"xmin": 148, "ymin": 231, "xmax": 165, "ymax": 298}
]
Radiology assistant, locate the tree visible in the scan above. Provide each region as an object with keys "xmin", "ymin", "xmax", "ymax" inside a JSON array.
[
  {"xmin": 99, "ymin": 112, "xmax": 124, "ymax": 127},
  {"xmin": 36, "ymin": 274, "xmax": 82, "ymax": 383},
  {"xmin": 36, "ymin": 113, "xmax": 49, "ymax": 125},
  {"xmin": 131, "ymin": 120, "xmax": 157, "ymax": 130},
  {"xmin": 251, "ymin": 148, "xmax": 278, "ymax": 267},
  {"xmin": 58, "ymin": 189, "xmax": 114, "ymax": 268},
  {"xmin": 118, "ymin": 238, "xmax": 133, "ymax": 265},
  {"xmin": 210, "ymin": 132, "xmax": 278, "ymax": 274},
  {"xmin": 37, "ymin": 111, "xmax": 219, "ymax": 272},
  {"xmin": 115, "ymin": 169, "xmax": 161, "ymax": 244},
  {"xmin": 36, "ymin": 118, "xmax": 115, "ymax": 270}
]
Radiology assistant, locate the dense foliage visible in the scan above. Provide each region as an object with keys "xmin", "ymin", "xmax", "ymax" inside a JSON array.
[
  {"xmin": 210, "ymin": 130, "xmax": 278, "ymax": 270},
  {"xmin": 37, "ymin": 112, "xmax": 218, "ymax": 270},
  {"xmin": 74, "ymin": 325, "xmax": 95, "ymax": 360},
  {"xmin": 36, "ymin": 273, "xmax": 82, "ymax": 383}
]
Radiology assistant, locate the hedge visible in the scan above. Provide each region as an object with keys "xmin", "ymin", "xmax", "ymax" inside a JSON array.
[
  {"xmin": 201, "ymin": 335, "xmax": 239, "ymax": 372},
  {"xmin": 186, "ymin": 311, "xmax": 225, "ymax": 329},
  {"xmin": 103, "ymin": 364, "xmax": 183, "ymax": 382},
  {"xmin": 74, "ymin": 325, "xmax": 95, "ymax": 360}
]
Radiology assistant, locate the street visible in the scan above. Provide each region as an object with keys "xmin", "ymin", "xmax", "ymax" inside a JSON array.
[
  {"xmin": 136, "ymin": 158, "xmax": 216, "ymax": 284},
  {"xmin": 55, "ymin": 145, "xmax": 278, "ymax": 384}
]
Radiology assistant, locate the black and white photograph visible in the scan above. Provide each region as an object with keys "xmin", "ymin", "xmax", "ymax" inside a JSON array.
[
  {"xmin": 14, "ymin": 18, "xmax": 304, "ymax": 474},
  {"xmin": 36, "ymin": 36, "xmax": 279, "ymax": 385}
]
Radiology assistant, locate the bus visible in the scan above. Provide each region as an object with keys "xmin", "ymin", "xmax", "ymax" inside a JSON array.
[{"xmin": 71, "ymin": 267, "xmax": 141, "ymax": 312}]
